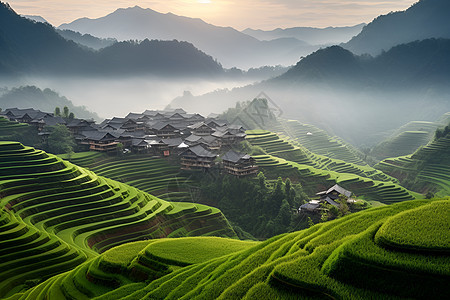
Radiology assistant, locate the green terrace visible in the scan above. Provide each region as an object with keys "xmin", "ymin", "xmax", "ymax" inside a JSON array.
[
  {"xmin": 0, "ymin": 117, "xmax": 32, "ymax": 140},
  {"xmin": 0, "ymin": 142, "xmax": 236, "ymax": 297},
  {"xmin": 375, "ymin": 135, "xmax": 450, "ymax": 196},
  {"xmin": 12, "ymin": 198, "xmax": 450, "ymax": 299},
  {"xmin": 59, "ymin": 152, "xmax": 194, "ymax": 202},
  {"xmin": 245, "ymin": 130, "xmax": 412, "ymax": 202},
  {"xmin": 278, "ymin": 119, "xmax": 366, "ymax": 165},
  {"xmin": 372, "ymin": 129, "xmax": 435, "ymax": 159},
  {"xmin": 252, "ymin": 154, "xmax": 418, "ymax": 203}
]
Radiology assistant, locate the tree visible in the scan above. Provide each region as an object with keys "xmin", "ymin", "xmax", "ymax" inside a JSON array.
[
  {"xmin": 257, "ymin": 171, "xmax": 267, "ymax": 190},
  {"xmin": 63, "ymin": 106, "xmax": 69, "ymax": 119},
  {"xmin": 54, "ymin": 107, "xmax": 61, "ymax": 117},
  {"xmin": 46, "ymin": 124, "xmax": 76, "ymax": 154},
  {"xmin": 68, "ymin": 112, "xmax": 75, "ymax": 121}
]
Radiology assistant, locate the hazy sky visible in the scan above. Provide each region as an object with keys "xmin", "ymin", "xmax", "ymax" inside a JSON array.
[{"xmin": 9, "ymin": 0, "xmax": 417, "ymax": 30}]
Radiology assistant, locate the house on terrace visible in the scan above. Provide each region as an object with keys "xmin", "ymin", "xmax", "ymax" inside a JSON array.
[
  {"xmin": 299, "ymin": 184, "xmax": 352, "ymax": 212},
  {"xmin": 187, "ymin": 122, "xmax": 214, "ymax": 136},
  {"xmin": 221, "ymin": 150, "xmax": 258, "ymax": 177},
  {"xmin": 78, "ymin": 131, "xmax": 118, "ymax": 152},
  {"xmin": 180, "ymin": 145, "xmax": 217, "ymax": 171}
]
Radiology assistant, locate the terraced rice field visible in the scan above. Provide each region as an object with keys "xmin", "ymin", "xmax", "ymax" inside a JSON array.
[
  {"xmin": 278, "ymin": 119, "xmax": 366, "ymax": 165},
  {"xmin": 0, "ymin": 142, "xmax": 236, "ymax": 298},
  {"xmin": 246, "ymin": 130, "xmax": 415, "ymax": 202},
  {"xmin": 0, "ymin": 117, "xmax": 32, "ymax": 140},
  {"xmin": 13, "ymin": 198, "xmax": 449, "ymax": 299},
  {"xmin": 253, "ymin": 154, "xmax": 417, "ymax": 203},
  {"xmin": 376, "ymin": 135, "xmax": 450, "ymax": 196},
  {"xmin": 372, "ymin": 122, "xmax": 438, "ymax": 159},
  {"xmin": 60, "ymin": 152, "xmax": 193, "ymax": 202}
]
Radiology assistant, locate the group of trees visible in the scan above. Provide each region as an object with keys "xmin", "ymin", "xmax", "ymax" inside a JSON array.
[
  {"xmin": 435, "ymin": 123, "xmax": 450, "ymax": 140},
  {"xmin": 54, "ymin": 106, "xmax": 75, "ymax": 121},
  {"xmin": 44, "ymin": 124, "xmax": 76, "ymax": 155},
  {"xmin": 199, "ymin": 172, "xmax": 309, "ymax": 239}
]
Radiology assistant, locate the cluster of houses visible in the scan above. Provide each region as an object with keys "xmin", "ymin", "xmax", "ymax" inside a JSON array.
[
  {"xmin": 299, "ymin": 184, "xmax": 353, "ymax": 213},
  {"xmin": 0, "ymin": 107, "xmax": 259, "ymax": 177}
]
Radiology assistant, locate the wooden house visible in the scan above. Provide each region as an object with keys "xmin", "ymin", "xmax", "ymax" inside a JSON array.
[
  {"xmin": 79, "ymin": 131, "xmax": 118, "ymax": 152},
  {"xmin": 299, "ymin": 184, "xmax": 352, "ymax": 212},
  {"xmin": 221, "ymin": 150, "xmax": 258, "ymax": 177},
  {"xmin": 187, "ymin": 122, "xmax": 214, "ymax": 136},
  {"xmin": 179, "ymin": 145, "xmax": 217, "ymax": 171},
  {"xmin": 149, "ymin": 122, "xmax": 180, "ymax": 138}
]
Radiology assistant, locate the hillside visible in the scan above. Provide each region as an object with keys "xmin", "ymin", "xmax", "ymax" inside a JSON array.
[
  {"xmin": 59, "ymin": 152, "xmax": 193, "ymax": 202},
  {"xmin": 56, "ymin": 29, "xmax": 117, "ymax": 50},
  {"xmin": 375, "ymin": 133, "xmax": 450, "ymax": 196},
  {"xmin": 0, "ymin": 2, "xmax": 223, "ymax": 77},
  {"xmin": 11, "ymin": 198, "xmax": 450, "ymax": 299},
  {"xmin": 279, "ymin": 38, "xmax": 450, "ymax": 87},
  {"xmin": 0, "ymin": 141, "xmax": 235, "ymax": 297},
  {"xmin": 0, "ymin": 86, "xmax": 99, "ymax": 121},
  {"xmin": 58, "ymin": 5, "xmax": 318, "ymax": 68},
  {"xmin": 169, "ymin": 38, "xmax": 450, "ymax": 145},
  {"xmin": 245, "ymin": 130, "xmax": 418, "ymax": 204},
  {"xmin": 370, "ymin": 113, "xmax": 450, "ymax": 160},
  {"xmin": 344, "ymin": 0, "xmax": 450, "ymax": 55}
]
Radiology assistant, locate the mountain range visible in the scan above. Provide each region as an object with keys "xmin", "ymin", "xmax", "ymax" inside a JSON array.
[
  {"xmin": 58, "ymin": 6, "xmax": 353, "ymax": 68},
  {"xmin": 0, "ymin": 2, "xmax": 223, "ymax": 77},
  {"xmin": 170, "ymin": 38, "xmax": 450, "ymax": 146},
  {"xmin": 243, "ymin": 24, "xmax": 365, "ymax": 45},
  {"xmin": 344, "ymin": 0, "xmax": 450, "ymax": 55},
  {"xmin": 279, "ymin": 38, "xmax": 450, "ymax": 87}
]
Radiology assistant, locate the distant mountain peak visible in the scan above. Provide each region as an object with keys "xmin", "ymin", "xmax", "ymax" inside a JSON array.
[{"xmin": 344, "ymin": 0, "xmax": 450, "ymax": 55}]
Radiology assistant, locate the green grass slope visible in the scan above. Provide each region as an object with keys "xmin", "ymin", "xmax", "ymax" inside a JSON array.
[
  {"xmin": 0, "ymin": 141, "xmax": 235, "ymax": 297},
  {"xmin": 279, "ymin": 119, "xmax": 366, "ymax": 165},
  {"xmin": 59, "ymin": 152, "xmax": 193, "ymax": 201},
  {"xmin": 375, "ymin": 135, "xmax": 450, "ymax": 196},
  {"xmin": 14, "ymin": 198, "xmax": 450, "ymax": 299},
  {"xmin": 371, "ymin": 121, "xmax": 441, "ymax": 159},
  {"xmin": 0, "ymin": 117, "xmax": 38, "ymax": 146},
  {"xmin": 246, "ymin": 130, "xmax": 417, "ymax": 203}
]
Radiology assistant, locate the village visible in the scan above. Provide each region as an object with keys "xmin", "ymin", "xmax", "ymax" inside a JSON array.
[{"xmin": 0, "ymin": 107, "xmax": 259, "ymax": 177}]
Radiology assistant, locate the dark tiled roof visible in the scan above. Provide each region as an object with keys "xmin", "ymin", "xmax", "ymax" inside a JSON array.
[
  {"xmin": 41, "ymin": 116, "xmax": 66, "ymax": 126},
  {"xmin": 131, "ymin": 138, "xmax": 148, "ymax": 146},
  {"xmin": 221, "ymin": 150, "xmax": 251, "ymax": 163},
  {"xmin": 151, "ymin": 122, "xmax": 176, "ymax": 131},
  {"xmin": 185, "ymin": 134, "xmax": 202, "ymax": 143},
  {"xmin": 182, "ymin": 145, "xmax": 216, "ymax": 158},
  {"xmin": 125, "ymin": 113, "xmax": 144, "ymax": 120},
  {"xmin": 316, "ymin": 184, "xmax": 352, "ymax": 198},
  {"xmin": 80, "ymin": 130, "xmax": 116, "ymax": 141},
  {"xmin": 187, "ymin": 122, "xmax": 211, "ymax": 130},
  {"xmin": 300, "ymin": 203, "xmax": 320, "ymax": 211},
  {"xmin": 162, "ymin": 137, "xmax": 183, "ymax": 147},
  {"xmin": 327, "ymin": 184, "xmax": 352, "ymax": 198}
]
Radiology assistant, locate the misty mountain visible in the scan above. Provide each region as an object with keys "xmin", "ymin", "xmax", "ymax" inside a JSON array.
[
  {"xmin": 170, "ymin": 39, "xmax": 450, "ymax": 146},
  {"xmin": 280, "ymin": 38, "xmax": 450, "ymax": 88},
  {"xmin": 58, "ymin": 6, "xmax": 319, "ymax": 68},
  {"xmin": 0, "ymin": 86, "xmax": 99, "ymax": 120},
  {"xmin": 344, "ymin": 0, "xmax": 450, "ymax": 55},
  {"xmin": 0, "ymin": 2, "xmax": 223, "ymax": 77},
  {"xmin": 243, "ymin": 24, "xmax": 365, "ymax": 45},
  {"xmin": 57, "ymin": 29, "xmax": 117, "ymax": 50}
]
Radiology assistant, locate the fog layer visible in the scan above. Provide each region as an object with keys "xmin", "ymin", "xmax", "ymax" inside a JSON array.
[{"xmin": 6, "ymin": 76, "xmax": 259, "ymax": 119}]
